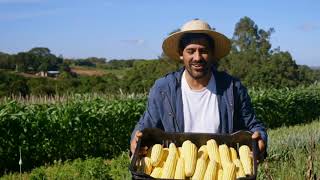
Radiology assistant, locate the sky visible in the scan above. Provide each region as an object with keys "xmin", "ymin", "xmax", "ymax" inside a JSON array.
[{"xmin": 0, "ymin": 0, "xmax": 319, "ymax": 66}]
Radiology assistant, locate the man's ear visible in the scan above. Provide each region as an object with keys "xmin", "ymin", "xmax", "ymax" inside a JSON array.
[{"xmin": 178, "ymin": 49, "xmax": 183, "ymax": 60}]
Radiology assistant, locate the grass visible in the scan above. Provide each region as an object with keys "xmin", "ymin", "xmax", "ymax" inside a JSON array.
[
  {"xmin": 70, "ymin": 66, "xmax": 107, "ymax": 76},
  {"xmin": 70, "ymin": 65, "xmax": 131, "ymax": 78},
  {"xmin": 258, "ymin": 119, "xmax": 320, "ymax": 179},
  {"xmin": 0, "ymin": 153, "xmax": 131, "ymax": 180},
  {"xmin": 1, "ymin": 120, "xmax": 320, "ymax": 179}
]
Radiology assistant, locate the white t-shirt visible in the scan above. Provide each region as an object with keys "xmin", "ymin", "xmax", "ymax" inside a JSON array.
[{"xmin": 181, "ymin": 70, "xmax": 220, "ymax": 133}]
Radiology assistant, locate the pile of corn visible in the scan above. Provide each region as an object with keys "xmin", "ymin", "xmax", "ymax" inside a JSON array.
[{"xmin": 136, "ymin": 139, "xmax": 253, "ymax": 180}]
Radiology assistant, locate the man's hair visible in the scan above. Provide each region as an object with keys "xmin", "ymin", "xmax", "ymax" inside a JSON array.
[{"xmin": 178, "ymin": 33, "xmax": 215, "ymax": 53}]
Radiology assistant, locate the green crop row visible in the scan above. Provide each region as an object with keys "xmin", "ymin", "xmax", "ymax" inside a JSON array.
[
  {"xmin": 0, "ymin": 85, "xmax": 320, "ymax": 173},
  {"xmin": 0, "ymin": 97, "xmax": 145, "ymax": 174},
  {"xmin": 2, "ymin": 120, "xmax": 319, "ymax": 179}
]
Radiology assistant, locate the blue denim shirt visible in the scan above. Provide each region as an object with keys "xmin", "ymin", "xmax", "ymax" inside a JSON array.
[{"xmin": 131, "ymin": 67, "xmax": 268, "ymax": 148}]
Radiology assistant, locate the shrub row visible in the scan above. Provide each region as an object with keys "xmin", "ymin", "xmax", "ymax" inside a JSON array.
[{"xmin": 251, "ymin": 85, "xmax": 320, "ymax": 128}]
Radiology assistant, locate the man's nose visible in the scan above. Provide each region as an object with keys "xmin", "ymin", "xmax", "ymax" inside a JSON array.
[{"xmin": 193, "ymin": 50, "xmax": 201, "ymax": 61}]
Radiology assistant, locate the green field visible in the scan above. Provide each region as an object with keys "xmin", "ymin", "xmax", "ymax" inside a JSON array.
[
  {"xmin": 0, "ymin": 85, "xmax": 319, "ymax": 179},
  {"xmin": 1, "ymin": 119, "xmax": 319, "ymax": 180}
]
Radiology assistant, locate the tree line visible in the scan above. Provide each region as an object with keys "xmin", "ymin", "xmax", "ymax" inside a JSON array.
[
  {"xmin": 0, "ymin": 16, "xmax": 319, "ymax": 97},
  {"xmin": 217, "ymin": 16, "xmax": 319, "ymax": 88}
]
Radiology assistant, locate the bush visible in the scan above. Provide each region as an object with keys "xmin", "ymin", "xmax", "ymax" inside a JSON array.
[
  {"xmin": 251, "ymin": 84, "xmax": 320, "ymax": 128},
  {"xmin": 108, "ymin": 152, "xmax": 131, "ymax": 180}
]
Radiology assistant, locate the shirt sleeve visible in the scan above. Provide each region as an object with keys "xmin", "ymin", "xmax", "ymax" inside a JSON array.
[
  {"xmin": 130, "ymin": 83, "xmax": 164, "ymax": 142},
  {"xmin": 237, "ymin": 81, "xmax": 268, "ymax": 153}
]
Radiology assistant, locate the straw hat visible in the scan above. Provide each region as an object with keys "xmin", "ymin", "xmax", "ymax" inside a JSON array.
[{"xmin": 162, "ymin": 19, "xmax": 231, "ymax": 60}]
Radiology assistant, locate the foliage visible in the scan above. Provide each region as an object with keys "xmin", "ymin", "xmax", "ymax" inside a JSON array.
[
  {"xmin": 0, "ymin": 71, "xmax": 29, "ymax": 97},
  {"xmin": 218, "ymin": 16, "xmax": 320, "ymax": 89},
  {"xmin": 122, "ymin": 59, "xmax": 181, "ymax": 92},
  {"xmin": 108, "ymin": 152, "xmax": 131, "ymax": 180},
  {"xmin": 14, "ymin": 47, "xmax": 63, "ymax": 72},
  {"xmin": 0, "ymin": 84, "xmax": 320, "ymax": 173},
  {"xmin": 0, "ymin": 72, "xmax": 124, "ymax": 97},
  {"xmin": 0, "ymin": 95, "xmax": 146, "ymax": 173},
  {"xmin": 251, "ymin": 84, "xmax": 320, "ymax": 128},
  {"xmin": 2, "ymin": 120, "xmax": 319, "ymax": 179},
  {"xmin": 104, "ymin": 59, "xmax": 135, "ymax": 69},
  {"xmin": 1, "ymin": 158, "xmax": 111, "ymax": 180}
]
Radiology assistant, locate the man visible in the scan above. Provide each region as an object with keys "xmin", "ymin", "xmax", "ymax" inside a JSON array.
[{"xmin": 130, "ymin": 19, "xmax": 267, "ymax": 160}]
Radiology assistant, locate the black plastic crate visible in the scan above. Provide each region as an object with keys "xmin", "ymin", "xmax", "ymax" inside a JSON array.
[{"xmin": 130, "ymin": 128, "xmax": 258, "ymax": 180}]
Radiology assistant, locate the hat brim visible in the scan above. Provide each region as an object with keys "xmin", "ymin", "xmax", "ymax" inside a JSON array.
[{"xmin": 162, "ymin": 29, "xmax": 231, "ymax": 61}]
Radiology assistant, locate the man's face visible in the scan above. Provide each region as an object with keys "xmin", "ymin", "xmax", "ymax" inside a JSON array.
[{"xmin": 181, "ymin": 38, "xmax": 215, "ymax": 80}]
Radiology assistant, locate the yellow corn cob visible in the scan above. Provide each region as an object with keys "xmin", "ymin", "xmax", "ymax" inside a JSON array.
[
  {"xmin": 217, "ymin": 168, "xmax": 223, "ymax": 180},
  {"xmin": 191, "ymin": 159, "xmax": 208, "ymax": 180},
  {"xmin": 174, "ymin": 157, "xmax": 185, "ymax": 179},
  {"xmin": 150, "ymin": 167, "xmax": 162, "ymax": 178},
  {"xmin": 198, "ymin": 145, "xmax": 209, "ymax": 160},
  {"xmin": 156, "ymin": 148, "xmax": 168, "ymax": 168},
  {"xmin": 239, "ymin": 145, "xmax": 253, "ymax": 175},
  {"xmin": 182, "ymin": 140, "xmax": 198, "ymax": 177},
  {"xmin": 160, "ymin": 148, "xmax": 178, "ymax": 179},
  {"xmin": 207, "ymin": 139, "xmax": 221, "ymax": 164},
  {"xmin": 151, "ymin": 144, "xmax": 163, "ymax": 166},
  {"xmin": 222, "ymin": 162, "xmax": 236, "ymax": 180},
  {"xmin": 219, "ymin": 144, "xmax": 232, "ymax": 169},
  {"xmin": 229, "ymin": 147, "xmax": 238, "ymax": 161},
  {"xmin": 204, "ymin": 160, "xmax": 218, "ymax": 180},
  {"xmin": 233, "ymin": 159, "xmax": 246, "ymax": 178},
  {"xmin": 178, "ymin": 147, "xmax": 183, "ymax": 158},
  {"xmin": 168, "ymin": 143, "xmax": 178, "ymax": 156},
  {"xmin": 160, "ymin": 143, "xmax": 178, "ymax": 178},
  {"xmin": 141, "ymin": 157, "xmax": 153, "ymax": 175}
]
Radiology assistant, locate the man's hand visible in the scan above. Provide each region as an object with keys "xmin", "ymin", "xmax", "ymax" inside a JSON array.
[
  {"xmin": 130, "ymin": 131, "xmax": 148, "ymax": 157},
  {"xmin": 252, "ymin": 131, "xmax": 266, "ymax": 162}
]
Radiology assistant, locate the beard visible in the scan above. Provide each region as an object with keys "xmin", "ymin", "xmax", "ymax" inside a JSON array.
[{"xmin": 185, "ymin": 60, "xmax": 210, "ymax": 79}]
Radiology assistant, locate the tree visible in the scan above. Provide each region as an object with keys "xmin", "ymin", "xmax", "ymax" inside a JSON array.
[
  {"xmin": 14, "ymin": 52, "xmax": 29, "ymax": 72},
  {"xmin": 122, "ymin": 60, "xmax": 180, "ymax": 93},
  {"xmin": 232, "ymin": 16, "xmax": 274, "ymax": 56},
  {"xmin": 28, "ymin": 47, "xmax": 51, "ymax": 57},
  {"xmin": 0, "ymin": 52, "xmax": 15, "ymax": 70},
  {"xmin": 218, "ymin": 16, "xmax": 307, "ymax": 89}
]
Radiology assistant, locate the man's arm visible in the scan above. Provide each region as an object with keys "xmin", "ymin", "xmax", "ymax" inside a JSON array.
[
  {"xmin": 236, "ymin": 81, "xmax": 268, "ymax": 160},
  {"xmin": 130, "ymin": 84, "xmax": 163, "ymax": 155}
]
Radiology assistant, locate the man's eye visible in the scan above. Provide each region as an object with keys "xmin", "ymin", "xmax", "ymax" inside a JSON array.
[
  {"xmin": 186, "ymin": 50, "xmax": 194, "ymax": 54},
  {"xmin": 200, "ymin": 49, "xmax": 209, "ymax": 54}
]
